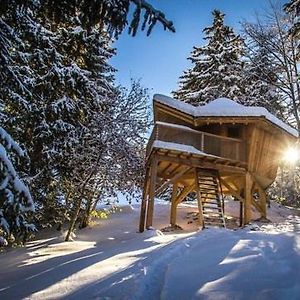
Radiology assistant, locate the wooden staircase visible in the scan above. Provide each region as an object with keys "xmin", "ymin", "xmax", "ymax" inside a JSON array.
[{"xmin": 196, "ymin": 168, "xmax": 226, "ymax": 228}]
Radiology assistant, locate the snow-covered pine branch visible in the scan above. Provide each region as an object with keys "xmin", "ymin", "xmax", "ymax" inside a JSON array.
[{"xmin": 0, "ymin": 127, "xmax": 35, "ymax": 246}]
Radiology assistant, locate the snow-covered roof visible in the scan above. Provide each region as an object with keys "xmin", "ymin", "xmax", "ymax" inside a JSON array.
[{"xmin": 154, "ymin": 94, "xmax": 298, "ymax": 137}]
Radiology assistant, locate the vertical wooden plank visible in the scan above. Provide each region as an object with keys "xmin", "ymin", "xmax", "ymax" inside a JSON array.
[
  {"xmin": 195, "ymin": 169, "xmax": 204, "ymax": 229},
  {"xmin": 139, "ymin": 167, "xmax": 150, "ymax": 232},
  {"xmin": 146, "ymin": 156, "xmax": 158, "ymax": 229},
  {"xmin": 239, "ymin": 201, "xmax": 244, "ymax": 227},
  {"xmin": 257, "ymin": 185, "xmax": 267, "ymax": 218},
  {"xmin": 201, "ymin": 133, "xmax": 204, "ymax": 151},
  {"xmin": 244, "ymin": 172, "xmax": 253, "ymax": 224},
  {"xmin": 170, "ymin": 183, "xmax": 178, "ymax": 226},
  {"xmin": 236, "ymin": 143, "xmax": 240, "ymax": 161}
]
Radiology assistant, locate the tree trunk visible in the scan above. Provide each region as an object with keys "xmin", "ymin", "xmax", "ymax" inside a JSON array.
[
  {"xmin": 80, "ymin": 199, "xmax": 92, "ymax": 229},
  {"xmin": 65, "ymin": 197, "xmax": 82, "ymax": 241},
  {"xmin": 65, "ymin": 150, "xmax": 104, "ymax": 241}
]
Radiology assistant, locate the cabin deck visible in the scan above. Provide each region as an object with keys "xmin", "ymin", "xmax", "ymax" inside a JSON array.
[{"xmin": 147, "ymin": 122, "xmax": 247, "ymax": 163}]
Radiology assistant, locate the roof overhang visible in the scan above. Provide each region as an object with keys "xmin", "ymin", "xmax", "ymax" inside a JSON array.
[{"xmin": 153, "ymin": 94, "xmax": 298, "ymax": 139}]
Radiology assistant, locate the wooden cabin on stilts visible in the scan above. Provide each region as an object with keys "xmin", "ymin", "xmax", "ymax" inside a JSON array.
[{"xmin": 139, "ymin": 94, "xmax": 298, "ymax": 232}]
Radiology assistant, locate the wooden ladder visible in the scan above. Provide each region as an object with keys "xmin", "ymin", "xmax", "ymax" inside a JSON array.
[{"xmin": 196, "ymin": 168, "xmax": 226, "ymax": 228}]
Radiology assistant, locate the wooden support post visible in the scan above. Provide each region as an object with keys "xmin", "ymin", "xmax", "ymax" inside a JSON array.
[
  {"xmin": 170, "ymin": 183, "xmax": 178, "ymax": 226},
  {"xmin": 139, "ymin": 167, "xmax": 150, "ymax": 232},
  {"xmin": 239, "ymin": 201, "xmax": 244, "ymax": 227},
  {"xmin": 244, "ymin": 172, "xmax": 253, "ymax": 224},
  {"xmin": 146, "ymin": 157, "xmax": 158, "ymax": 229},
  {"xmin": 195, "ymin": 170, "xmax": 204, "ymax": 229},
  {"xmin": 170, "ymin": 183, "xmax": 195, "ymax": 226},
  {"xmin": 257, "ymin": 185, "xmax": 267, "ymax": 218}
]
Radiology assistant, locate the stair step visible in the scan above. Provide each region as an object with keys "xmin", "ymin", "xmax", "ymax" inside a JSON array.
[
  {"xmin": 198, "ymin": 172, "xmax": 218, "ymax": 176},
  {"xmin": 199, "ymin": 182, "xmax": 218, "ymax": 186},
  {"xmin": 198, "ymin": 180, "xmax": 217, "ymax": 185},
  {"xmin": 204, "ymin": 211, "xmax": 224, "ymax": 215},
  {"xmin": 203, "ymin": 210, "xmax": 222, "ymax": 214},
  {"xmin": 199, "ymin": 188, "xmax": 218, "ymax": 192},
  {"xmin": 203, "ymin": 204, "xmax": 219, "ymax": 208},
  {"xmin": 204, "ymin": 218, "xmax": 225, "ymax": 223},
  {"xmin": 203, "ymin": 201, "xmax": 219, "ymax": 205},
  {"xmin": 204, "ymin": 220, "xmax": 224, "ymax": 224},
  {"xmin": 202, "ymin": 205, "xmax": 222, "ymax": 211},
  {"xmin": 204, "ymin": 215, "xmax": 223, "ymax": 219},
  {"xmin": 200, "ymin": 195, "xmax": 218, "ymax": 199},
  {"xmin": 204, "ymin": 220, "xmax": 224, "ymax": 225},
  {"xmin": 198, "ymin": 177, "xmax": 216, "ymax": 181},
  {"xmin": 199, "ymin": 184, "xmax": 218, "ymax": 191},
  {"xmin": 203, "ymin": 200, "xmax": 219, "ymax": 204}
]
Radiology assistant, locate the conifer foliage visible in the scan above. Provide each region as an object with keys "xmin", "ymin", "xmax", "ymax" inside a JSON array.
[
  {"xmin": 284, "ymin": 0, "xmax": 300, "ymax": 38},
  {"xmin": 173, "ymin": 10, "xmax": 244, "ymax": 105},
  {"xmin": 0, "ymin": 127, "xmax": 35, "ymax": 246},
  {"xmin": 242, "ymin": 47, "xmax": 284, "ymax": 117},
  {"xmin": 0, "ymin": 0, "xmax": 157, "ymax": 244}
]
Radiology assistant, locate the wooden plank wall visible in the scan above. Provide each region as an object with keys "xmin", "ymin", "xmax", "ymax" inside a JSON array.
[{"xmin": 247, "ymin": 125, "xmax": 281, "ymax": 189}]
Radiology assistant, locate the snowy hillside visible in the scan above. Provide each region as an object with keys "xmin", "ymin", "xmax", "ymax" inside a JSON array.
[{"xmin": 0, "ymin": 201, "xmax": 299, "ymax": 299}]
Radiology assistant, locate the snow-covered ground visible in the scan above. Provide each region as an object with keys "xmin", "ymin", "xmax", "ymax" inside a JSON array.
[{"xmin": 0, "ymin": 200, "xmax": 300, "ymax": 300}]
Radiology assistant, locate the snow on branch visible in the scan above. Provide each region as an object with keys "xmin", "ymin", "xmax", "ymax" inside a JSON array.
[{"xmin": 129, "ymin": 0, "xmax": 175, "ymax": 36}]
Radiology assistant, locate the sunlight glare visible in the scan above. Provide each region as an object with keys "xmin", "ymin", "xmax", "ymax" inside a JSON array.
[{"xmin": 283, "ymin": 147, "xmax": 299, "ymax": 164}]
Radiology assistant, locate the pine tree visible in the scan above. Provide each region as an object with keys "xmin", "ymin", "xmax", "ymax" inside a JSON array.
[
  {"xmin": 173, "ymin": 10, "xmax": 245, "ymax": 106},
  {"xmin": 0, "ymin": 1, "xmax": 152, "ymax": 236},
  {"xmin": 0, "ymin": 127, "xmax": 35, "ymax": 245},
  {"xmin": 243, "ymin": 47, "xmax": 285, "ymax": 117},
  {"xmin": 0, "ymin": 4, "xmax": 118, "ymax": 228}
]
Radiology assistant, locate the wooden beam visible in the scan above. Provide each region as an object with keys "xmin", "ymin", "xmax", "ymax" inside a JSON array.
[
  {"xmin": 155, "ymin": 154, "xmax": 246, "ymax": 174},
  {"xmin": 249, "ymin": 173, "xmax": 267, "ymax": 218},
  {"xmin": 161, "ymin": 162, "xmax": 172, "ymax": 174},
  {"xmin": 175, "ymin": 183, "xmax": 196, "ymax": 206},
  {"xmin": 158, "ymin": 164, "xmax": 182, "ymax": 180},
  {"xmin": 251, "ymin": 197, "xmax": 264, "ymax": 215},
  {"xmin": 170, "ymin": 183, "xmax": 179, "ymax": 226},
  {"xmin": 139, "ymin": 167, "xmax": 150, "ymax": 232},
  {"xmin": 146, "ymin": 156, "xmax": 158, "ymax": 229},
  {"xmin": 219, "ymin": 178, "xmax": 244, "ymax": 202},
  {"xmin": 155, "ymin": 166, "xmax": 192, "ymax": 195}
]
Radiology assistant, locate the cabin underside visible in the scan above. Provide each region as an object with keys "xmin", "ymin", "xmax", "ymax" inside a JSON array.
[{"xmin": 139, "ymin": 147, "xmax": 268, "ymax": 232}]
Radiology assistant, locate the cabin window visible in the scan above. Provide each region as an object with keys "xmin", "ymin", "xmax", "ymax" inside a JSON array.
[{"xmin": 227, "ymin": 126, "xmax": 241, "ymax": 139}]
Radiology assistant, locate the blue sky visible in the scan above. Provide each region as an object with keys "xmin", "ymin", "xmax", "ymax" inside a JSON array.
[{"xmin": 111, "ymin": 0, "xmax": 283, "ymax": 97}]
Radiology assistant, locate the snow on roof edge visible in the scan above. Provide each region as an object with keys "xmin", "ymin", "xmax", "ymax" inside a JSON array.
[
  {"xmin": 152, "ymin": 140, "xmax": 219, "ymax": 159},
  {"xmin": 153, "ymin": 94, "xmax": 298, "ymax": 138}
]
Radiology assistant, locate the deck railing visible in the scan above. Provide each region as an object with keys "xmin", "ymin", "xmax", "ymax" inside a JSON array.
[{"xmin": 146, "ymin": 122, "xmax": 246, "ymax": 162}]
